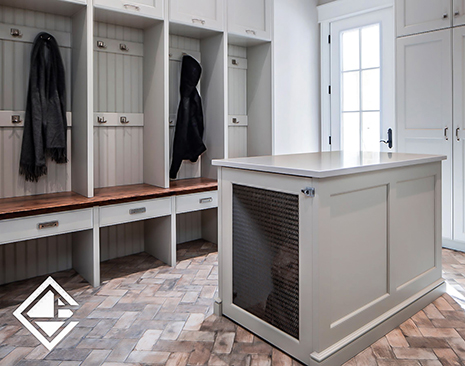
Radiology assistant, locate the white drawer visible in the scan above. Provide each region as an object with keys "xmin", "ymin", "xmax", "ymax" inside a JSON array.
[
  {"xmin": 0, "ymin": 209, "xmax": 93, "ymax": 245},
  {"xmin": 99, "ymin": 198, "xmax": 172, "ymax": 227},
  {"xmin": 176, "ymin": 191, "xmax": 218, "ymax": 214}
]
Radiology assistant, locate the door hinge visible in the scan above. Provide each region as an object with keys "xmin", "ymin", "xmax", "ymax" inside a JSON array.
[
  {"xmin": 328, "ymin": 85, "xmax": 331, "ymax": 94},
  {"xmin": 328, "ymin": 35, "xmax": 331, "ymax": 44},
  {"xmin": 329, "ymin": 136, "xmax": 332, "ymax": 145}
]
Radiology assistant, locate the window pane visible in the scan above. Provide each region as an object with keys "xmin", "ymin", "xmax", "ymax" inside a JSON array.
[
  {"xmin": 343, "ymin": 71, "xmax": 360, "ymax": 112},
  {"xmin": 361, "ymin": 24, "xmax": 380, "ymax": 69},
  {"xmin": 361, "ymin": 112, "xmax": 380, "ymax": 152},
  {"xmin": 342, "ymin": 29, "xmax": 360, "ymax": 71},
  {"xmin": 342, "ymin": 112, "xmax": 360, "ymax": 153},
  {"xmin": 361, "ymin": 69, "xmax": 380, "ymax": 111}
]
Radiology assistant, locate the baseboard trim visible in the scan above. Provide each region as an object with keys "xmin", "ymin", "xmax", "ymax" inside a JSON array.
[{"xmin": 443, "ymin": 238, "xmax": 465, "ymax": 252}]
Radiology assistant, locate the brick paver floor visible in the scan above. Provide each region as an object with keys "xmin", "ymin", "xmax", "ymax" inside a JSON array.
[{"xmin": 1, "ymin": 242, "xmax": 465, "ymax": 365}]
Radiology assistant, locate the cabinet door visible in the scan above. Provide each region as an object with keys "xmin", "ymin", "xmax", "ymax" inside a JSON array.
[
  {"xmin": 454, "ymin": 0, "xmax": 465, "ymax": 26},
  {"xmin": 396, "ymin": 0, "xmax": 451, "ymax": 37},
  {"xmin": 169, "ymin": 0, "xmax": 224, "ymax": 31},
  {"xmin": 454, "ymin": 27, "xmax": 465, "ymax": 242},
  {"xmin": 397, "ymin": 29, "xmax": 453, "ymax": 240},
  {"xmin": 94, "ymin": 0, "xmax": 164, "ymax": 20},
  {"xmin": 228, "ymin": 0, "xmax": 271, "ymax": 40}
]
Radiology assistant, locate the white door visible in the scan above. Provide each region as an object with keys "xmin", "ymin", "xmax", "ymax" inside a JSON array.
[
  {"xmin": 396, "ymin": 0, "xmax": 451, "ymax": 37},
  {"xmin": 397, "ymin": 29, "xmax": 453, "ymax": 240},
  {"xmin": 454, "ymin": 26, "xmax": 465, "ymax": 242},
  {"xmin": 94, "ymin": 0, "xmax": 164, "ymax": 19},
  {"xmin": 329, "ymin": 8, "xmax": 395, "ymax": 154},
  {"xmin": 454, "ymin": 0, "xmax": 465, "ymax": 26},
  {"xmin": 169, "ymin": 0, "xmax": 224, "ymax": 31},
  {"xmin": 228, "ymin": 0, "xmax": 271, "ymax": 40}
]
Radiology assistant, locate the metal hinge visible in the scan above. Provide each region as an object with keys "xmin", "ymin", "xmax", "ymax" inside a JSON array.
[
  {"xmin": 329, "ymin": 136, "xmax": 332, "ymax": 145},
  {"xmin": 328, "ymin": 85, "xmax": 331, "ymax": 94},
  {"xmin": 328, "ymin": 35, "xmax": 331, "ymax": 44},
  {"xmin": 301, "ymin": 187, "xmax": 316, "ymax": 198}
]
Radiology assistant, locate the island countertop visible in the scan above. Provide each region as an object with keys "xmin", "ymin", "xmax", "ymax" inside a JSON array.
[{"xmin": 212, "ymin": 151, "xmax": 447, "ymax": 178}]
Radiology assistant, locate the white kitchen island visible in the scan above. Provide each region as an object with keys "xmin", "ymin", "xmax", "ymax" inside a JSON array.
[{"xmin": 212, "ymin": 151, "xmax": 446, "ymax": 366}]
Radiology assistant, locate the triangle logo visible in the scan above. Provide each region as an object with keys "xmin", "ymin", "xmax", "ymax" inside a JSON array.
[
  {"xmin": 27, "ymin": 290, "xmax": 54, "ymax": 318},
  {"xmin": 36, "ymin": 321, "xmax": 65, "ymax": 337}
]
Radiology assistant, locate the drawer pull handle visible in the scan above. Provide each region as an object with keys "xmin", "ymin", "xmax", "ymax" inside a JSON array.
[
  {"xmin": 246, "ymin": 29, "xmax": 256, "ymax": 35},
  {"xmin": 232, "ymin": 118, "xmax": 240, "ymax": 124},
  {"xmin": 10, "ymin": 28, "xmax": 22, "ymax": 38},
  {"xmin": 200, "ymin": 198, "xmax": 213, "ymax": 204},
  {"xmin": 124, "ymin": 3, "xmax": 140, "ymax": 11},
  {"xmin": 192, "ymin": 18, "xmax": 206, "ymax": 25},
  {"xmin": 130, "ymin": 207, "xmax": 146, "ymax": 215},
  {"xmin": 97, "ymin": 116, "xmax": 107, "ymax": 124},
  {"xmin": 120, "ymin": 116, "xmax": 130, "ymax": 124},
  {"xmin": 38, "ymin": 221, "xmax": 59, "ymax": 230}
]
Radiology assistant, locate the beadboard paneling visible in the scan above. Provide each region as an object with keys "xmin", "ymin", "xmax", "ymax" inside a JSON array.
[
  {"xmin": 176, "ymin": 211, "xmax": 202, "ymax": 244},
  {"xmin": 0, "ymin": 7, "xmax": 73, "ymax": 199},
  {"xmin": 94, "ymin": 22, "xmax": 144, "ymax": 114},
  {"xmin": 0, "ymin": 6, "xmax": 72, "ymax": 112},
  {"xmin": 228, "ymin": 126, "xmax": 248, "ymax": 158},
  {"xmin": 100, "ymin": 221, "xmax": 144, "ymax": 262},
  {"xmin": 0, "ymin": 234, "xmax": 72, "ymax": 286},
  {"xmin": 228, "ymin": 46, "xmax": 248, "ymax": 159},
  {"xmin": 169, "ymin": 35, "xmax": 202, "ymax": 180},
  {"xmin": 0, "ymin": 128, "xmax": 72, "ymax": 199},
  {"xmin": 93, "ymin": 127, "xmax": 143, "ymax": 189},
  {"xmin": 228, "ymin": 44, "xmax": 247, "ymax": 58}
]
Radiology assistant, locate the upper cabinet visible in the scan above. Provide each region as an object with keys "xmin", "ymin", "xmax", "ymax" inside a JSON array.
[
  {"xmin": 94, "ymin": 0, "xmax": 164, "ymax": 20},
  {"xmin": 455, "ymin": 0, "xmax": 465, "ymax": 26},
  {"xmin": 396, "ymin": 0, "xmax": 451, "ymax": 36},
  {"xmin": 169, "ymin": 0, "xmax": 224, "ymax": 31},
  {"xmin": 396, "ymin": 0, "xmax": 465, "ymax": 37},
  {"xmin": 228, "ymin": 0, "xmax": 271, "ymax": 41}
]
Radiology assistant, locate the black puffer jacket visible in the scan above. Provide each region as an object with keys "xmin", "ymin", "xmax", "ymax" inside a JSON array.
[
  {"xmin": 20, "ymin": 32, "xmax": 68, "ymax": 182},
  {"xmin": 170, "ymin": 55, "xmax": 207, "ymax": 179}
]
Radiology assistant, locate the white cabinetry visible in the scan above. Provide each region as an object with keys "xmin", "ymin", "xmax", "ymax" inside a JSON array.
[
  {"xmin": 94, "ymin": 0, "xmax": 164, "ymax": 20},
  {"xmin": 169, "ymin": 0, "xmax": 224, "ymax": 31},
  {"xmin": 453, "ymin": 26, "xmax": 465, "ymax": 242},
  {"xmin": 228, "ymin": 0, "xmax": 271, "ymax": 40},
  {"xmin": 397, "ymin": 0, "xmax": 465, "ymax": 36},
  {"xmin": 396, "ymin": 0, "xmax": 451, "ymax": 36},
  {"xmin": 396, "ymin": 0, "xmax": 465, "ymax": 249},
  {"xmin": 396, "ymin": 29, "xmax": 453, "ymax": 240}
]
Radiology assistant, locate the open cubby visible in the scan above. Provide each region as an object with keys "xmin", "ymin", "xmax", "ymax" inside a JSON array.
[
  {"xmin": 227, "ymin": 39, "xmax": 272, "ymax": 159},
  {"xmin": 93, "ymin": 7, "xmax": 167, "ymax": 191},
  {"xmin": 0, "ymin": 1, "xmax": 89, "ymax": 199}
]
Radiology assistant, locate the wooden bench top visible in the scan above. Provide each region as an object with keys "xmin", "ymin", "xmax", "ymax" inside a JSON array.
[{"xmin": 0, "ymin": 178, "xmax": 218, "ymax": 221}]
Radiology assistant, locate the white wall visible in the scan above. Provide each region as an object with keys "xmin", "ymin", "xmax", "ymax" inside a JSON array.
[{"xmin": 273, "ymin": 0, "xmax": 321, "ymax": 155}]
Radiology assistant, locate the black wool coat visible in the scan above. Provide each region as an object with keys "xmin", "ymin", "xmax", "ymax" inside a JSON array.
[
  {"xmin": 170, "ymin": 55, "xmax": 207, "ymax": 179},
  {"xmin": 20, "ymin": 32, "xmax": 68, "ymax": 182}
]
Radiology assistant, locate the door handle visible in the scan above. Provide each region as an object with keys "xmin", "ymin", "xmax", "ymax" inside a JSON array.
[
  {"xmin": 445, "ymin": 127, "xmax": 449, "ymax": 141},
  {"xmin": 457, "ymin": 127, "xmax": 461, "ymax": 142},
  {"xmin": 380, "ymin": 128, "xmax": 393, "ymax": 149}
]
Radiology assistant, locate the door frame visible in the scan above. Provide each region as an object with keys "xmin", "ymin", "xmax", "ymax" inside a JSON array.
[{"xmin": 318, "ymin": 0, "xmax": 395, "ymax": 152}]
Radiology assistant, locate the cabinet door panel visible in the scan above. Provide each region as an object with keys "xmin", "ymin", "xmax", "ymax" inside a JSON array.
[
  {"xmin": 228, "ymin": 0, "xmax": 271, "ymax": 40},
  {"xmin": 94, "ymin": 0, "xmax": 164, "ymax": 20},
  {"xmin": 396, "ymin": 0, "xmax": 451, "ymax": 37},
  {"xmin": 169, "ymin": 0, "xmax": 224, "ymax": 31},
  {"xmin": 454, "ymin": 27, "xmax": 465, "ymax": 242},
  {"xmin": 454, "ymin": 0, "xmax": 465, "ymax": 26},
  {"xmin": 396, "ymin": 30, "xmax": 453, "ymax": 240}
]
